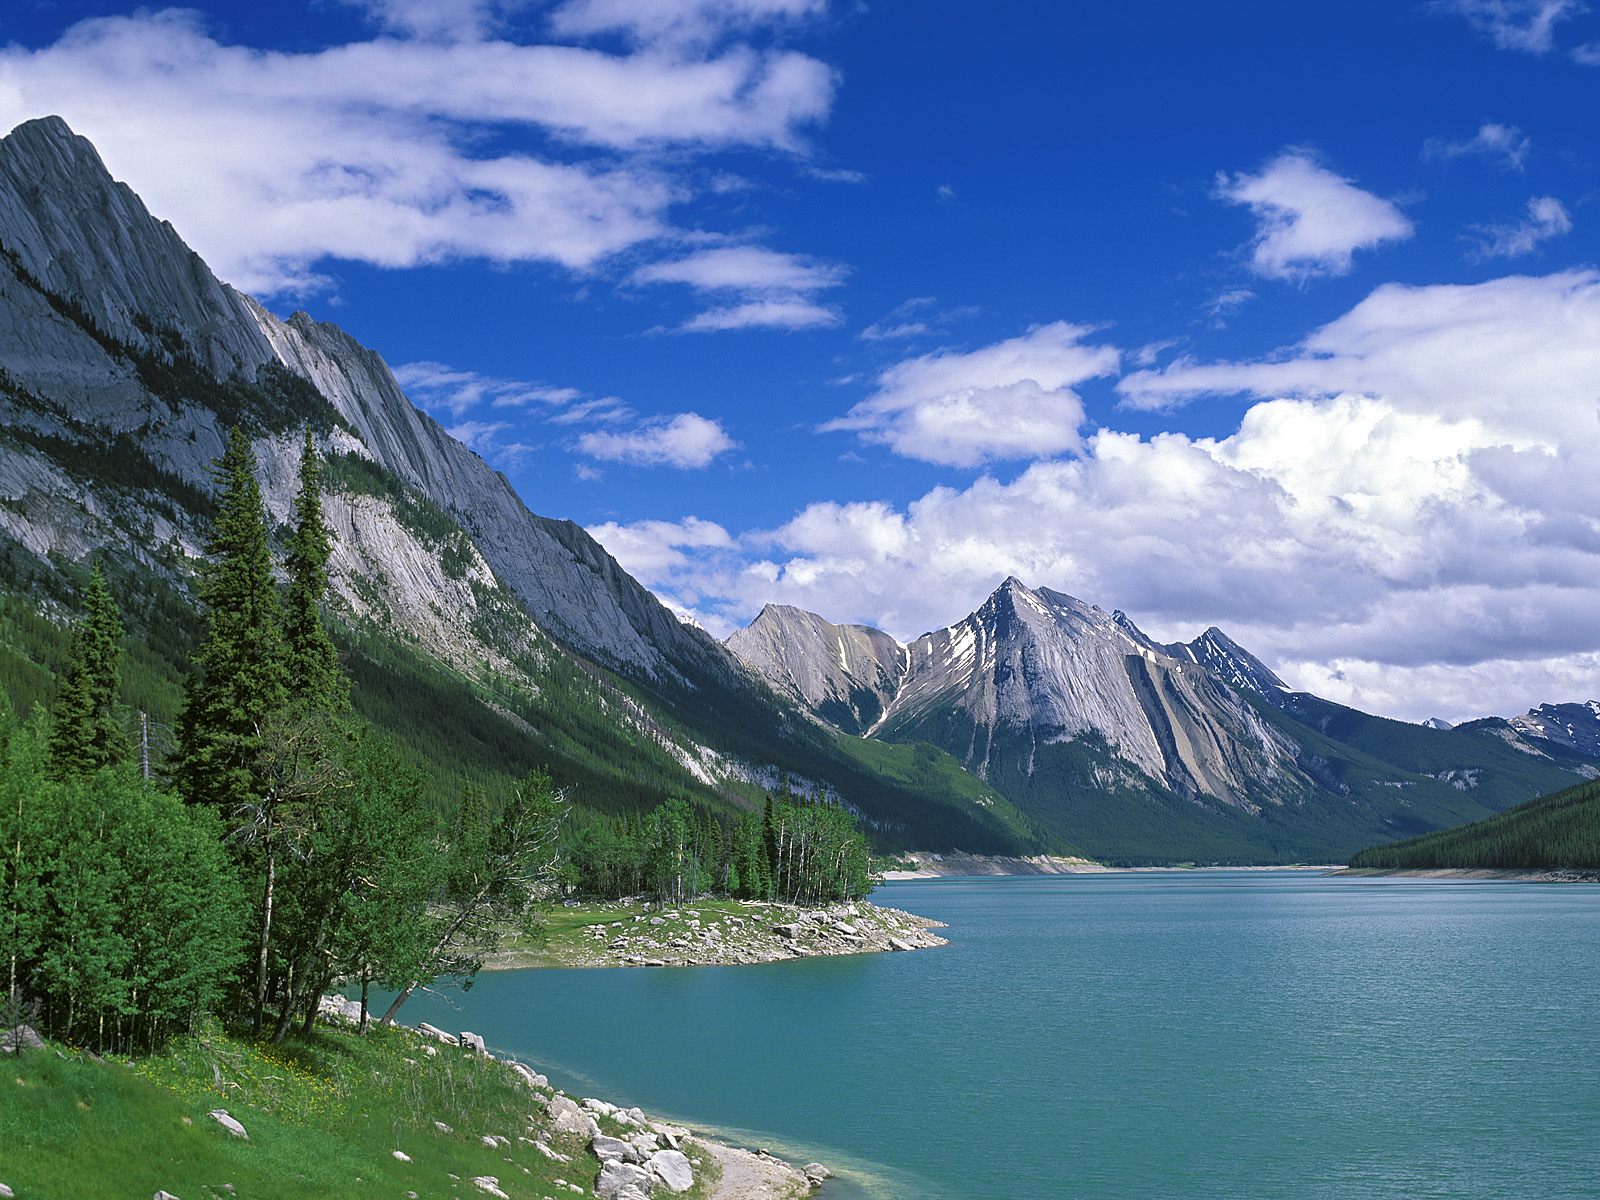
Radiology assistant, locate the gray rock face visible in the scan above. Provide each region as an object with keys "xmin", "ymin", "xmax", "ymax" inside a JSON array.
[
  {"xmin": 727, "ymin": 604, "xmax": 907, "ymax": 734},
  {"xmin": 647, "ymin": 1149, "xmax": 694, "ymax": 1193},
  {"xmin": 1163, "ymin": 625, "xmax": 1290, "ymax": 702},
  {"xmin": 1508, "ymin": 701, "xmax": 1600, "ymax": 757},
  {"xmin": 733, "ymin": 578, "xmax": 1307, "ymax": 810}
]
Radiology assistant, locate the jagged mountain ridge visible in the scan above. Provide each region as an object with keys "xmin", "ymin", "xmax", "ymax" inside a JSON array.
[
  {"xmin": 729, "ymin": 581, "xmax": 1600, "ymax": 862},
  {"xmin": 0, "ymin": 115, "xmax": 1045, "ymax": 855}
]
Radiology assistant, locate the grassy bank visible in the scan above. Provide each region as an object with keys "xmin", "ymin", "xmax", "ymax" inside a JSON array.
[{"xmin": 0, "ymin": 1021, "xmax": 724, "ymax": 1200}]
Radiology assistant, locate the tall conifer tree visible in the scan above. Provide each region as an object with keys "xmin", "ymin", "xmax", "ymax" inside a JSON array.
[
  {"xmin": 48, "ymin": 562, "xmax": 128, "ymax": 777},
  {"xmin": 284, "ymin": 429, "xmax": 346, "ymax": 712},
  {"xmin": 175, "ymin": 428, "xmax": 287, "ymax": 811}
]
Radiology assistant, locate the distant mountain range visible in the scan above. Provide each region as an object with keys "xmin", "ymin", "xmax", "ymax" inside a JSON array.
[
  {"xmin": 2, "ymin": 114, "xmax": 1595, "ymax": 865},
  {"xmin": 727, "ymin": 581, "xmax": 1600, "ymax": 863}
]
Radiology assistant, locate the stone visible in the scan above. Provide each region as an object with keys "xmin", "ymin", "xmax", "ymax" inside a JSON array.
[
  {"xmin": 803, "ymin": 1162, "xmax": 833, "ymax": 1185},
  {"xmin": 650, "ymin": 1123, "xmax": 690, "ymax": 1150},
  {"xmin": 0, "ymin": 1024, "xmax": 43, "ymax": 1054},
  {"xmin": 583, "ymin": 1097, "xmax": 618, "ymax": 1116},
  {"xmin": 888, "ymin": 937, "xmax": 915, "ymax": 952},
  {"xmin": 595, "ymin": 1160, "xmax": 653, "ymax": 1199},
  {"xmin": 152, "ymin": 1192, "xmax": 179, "ymax": 1200},
  {"xmin": 546, "ymin": 1094, "xmax": 596, "ymax": 1139},
  {"xmin": 773, "ymin": 924, "xmax": 802, "ymax": 939},
  {"xmin": 0, "ymin": 1184, "xmax": 12, "ymax": 1198},
  {"xmin": 416, "ymin": 1023, "xmax": 459, "ymax": 1046},
  {"xmin": 392, "ymin": 1150, "xmax": 411, "ymax": 1162},
  {"xmin": 647, "ymin": 1149, "xmax": 695, "ymax": 1193},
  {"xmin": 628, "ymin": 1132, "xmax": 660, "ymax": 1157},
  {"xmin": 480, "ymin": 1135, "xmax": 500, "ymax": 1148},
  {"xmin": 532, "ymin": 1141, "xmax": 567, "ymax": 1162},
  {"xmin": 471, "ymin": 1177, "xmax": 509, "ymax": 1199},
  {"xmin": 507, "ymin": 1061, "xmax": 548, "ymax": 1091},
  {"xmin": 591, "ymin": 1134, "xmax": 634, "ymax": 1163},
  {"xmin": 461, "ymin": 1031, "xmax": 487, "ymax": 1055},
  {"xmin": 207, "ymin": 1109, "xmax": 248, "ymax": 1140}
]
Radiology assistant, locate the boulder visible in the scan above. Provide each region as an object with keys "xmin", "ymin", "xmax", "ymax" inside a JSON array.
[
  {"xmin": 803, "ymin": 1162, "xmax": 833, "ymax": 1186},
  {"xmin": 583, "ymin": 1097, "xmax": 618, "ymax": 1116},
  {"xmin": 546, "ymin": 1094, "xmax": 597, "ymax": 1139},
  {"xmin": 471, "ymin": 1177, "xmax": 509, "ymax": 1199},
  {"xmin": 392, "ymin": 1149, "xmax": 411, "ymax": 1162},
  {"xmin": 0, "ymin": 1183, "xmax": 12, "ymax": 1198},
  {"xmin": 773, "ymin": 924, "xmax": 802, "ymax": 939},
  {"xmin": 591, "ymin": 1133, "xmax": 635, "ymax": 1163},
  {"xmin": 0, "ymin": 1024, "xmax": 43, "ymax": 1054},
  {"xmin": 650, "ymin": 1123, "xmax": 690, "ymax": 1150},
  {"xmin": 647, "ymin": 1149, "xmax": 695, "ymax": 1193},
  {"xmin": 888, "ymin": 937, "xmax": 915, "ymax": 952},
  {"xmin": 433, "ymin": 1121, "xmax": 453, "ymax": 1133},
  {"xmin": 507, "ymin": 1061, "xmax": 548, "ymax": 1091},
  {"xmin": 207, "ymin": 1109, "xmax": 249, "ymax": 1140},
  {"xmin": 595, "ymin": 1160, "xmax": 654, "ymax": 1199},
  {"xmin": 628, "ymin": 1132, "xmax": 660, "ymax": 1157},
  {"xmin": 416, "ymin": 1023, "xmax": 459, "ymax": 1046},
  {"xmin": 152, "ymin": 1192, "xmax": 179, "ymax": 1200},
  {"xmin": 460, "ymin": 1031, "xmax": 487, "ymax": 1056}
]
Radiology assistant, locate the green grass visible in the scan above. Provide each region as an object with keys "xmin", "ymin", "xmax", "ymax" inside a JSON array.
[
  {"xmin": 0, "ymin": 1022, "xmax": 721, "ymax": 1200},
  {"xmin": 1349, "ymin": 777, "xmax": 1600, "ymax": 869}
]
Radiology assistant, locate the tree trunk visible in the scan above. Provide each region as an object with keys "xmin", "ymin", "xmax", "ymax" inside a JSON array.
[
  {"xmin": 358, "ymin": 971, "xmax": 371, "ymax": 1035},
  {"xmin": 253, "ymin": 806, "xmax": 277, "ymax": 1033}
]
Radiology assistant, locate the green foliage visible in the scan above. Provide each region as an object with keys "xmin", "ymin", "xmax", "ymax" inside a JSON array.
[
  {"xmin": 46, "ymin": 562, "xmax": 130, "ymax": 777},
  {"xmin": 1349, "ymin": 777, "xmax": 1600, "ymax": 869},
  {"xmin": 174, "ymin": 428, "xmax": 288, "ymax": 812},
  {"xmin": 1, "ymin": 704, "xmax": 245, "ymax": 1052},
  {"xmin": 283, "ymin": 431, "xmax": 347, "ymax": 713},
  {"xmin": 567, "ymin": 790, "xmax": 871, "ymax": 905}
]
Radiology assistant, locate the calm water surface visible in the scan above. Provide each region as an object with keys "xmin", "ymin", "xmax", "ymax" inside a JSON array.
[{"xmin": 399, "ymin": 872, "xmax": 1600, "ymax": 1199}]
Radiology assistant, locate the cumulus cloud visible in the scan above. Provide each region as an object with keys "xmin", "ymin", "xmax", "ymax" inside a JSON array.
[
  {"xmin": 596, "ymin": 272, "xmax": 1600, "ymax": 721},
  {"xmin": 1431, "ymin": 0, "xmax": 1583, "ymax": 53},
  {"xmin": 577, "ymin": 412, "xmax": 737, "ymax": 467},
  {"xmin": 0, "ymin": 8, "xmax": 835, "ymax": 294},
  {"xmin": 633, "ymin": 245, "xmax": 845, "ymax": 331},
  {"xmin": 822, "ymin": 322, "xmax": 1120, "ymax": 467},
  {"xmin": 1468, "ymin": 195, "xmax": 1573, "ymax": 258},
  {"xmin": 1217, "ymin": 151, "xmax": 1414, "ymax": 282},
  {"xmin": 1423, "ymin": 121, "xmax": 1532, "ymax": 171}
]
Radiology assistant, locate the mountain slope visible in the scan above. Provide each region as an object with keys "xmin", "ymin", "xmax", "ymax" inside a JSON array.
[
  {"xmin": 1349, "ymin": 777, "xmax": 1600, "ymax": 870},
  {"xmin": 729, "ymin": 581, "xmax": 1600, "ymax": 863},
  {"xmin": 0, "ymin": 115, "xmax": 1043, "ymax": 855}
]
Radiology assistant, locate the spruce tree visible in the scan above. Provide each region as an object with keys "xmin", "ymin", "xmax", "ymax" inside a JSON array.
[
  {"xmin": 174, "ymin": 428, "xmax": 288, "ymax": 811},
  {"xmin": 284, "ymin": 429, "xmax": 346, "ymax": 712},
  {"xmin": 47, "ymin": 562, "xmax": 129, "ymax": 778}
]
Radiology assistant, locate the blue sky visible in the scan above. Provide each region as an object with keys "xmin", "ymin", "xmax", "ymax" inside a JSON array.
[{"xmin": 4, "ymin": 0, "xmax": 1600, "ymax": 720}]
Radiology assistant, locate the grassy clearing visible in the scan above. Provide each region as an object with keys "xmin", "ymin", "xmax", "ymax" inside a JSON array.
[
  {"xmin": 0, "ymin": 1021, "xmax": 721, "ymax": 1200},
  {"xmin": 491, "ymin": 897, "xmax": 797, "ymax": 968}
]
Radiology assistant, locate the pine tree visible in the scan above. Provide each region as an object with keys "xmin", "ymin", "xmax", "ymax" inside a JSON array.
[
  {"xmin": 47, "ymin": 562, "xmax": 129, "ymax": 778},
  {"xmin": 284, "ymin": 429, "xmax": 346, "ymax": 712},
  {"xmin": 174, "ymin": 428, "xmax": 287, "ymax": 812}
]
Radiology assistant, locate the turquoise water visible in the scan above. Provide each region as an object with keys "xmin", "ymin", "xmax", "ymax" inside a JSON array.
[{"xmin": 397, "ymin": 872, "xmax": 1600, "ymax": 1198}]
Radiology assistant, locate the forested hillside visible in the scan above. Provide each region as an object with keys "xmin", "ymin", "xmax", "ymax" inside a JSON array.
[{"xmin": 1348, "ymin": 778, "xmax": 1600, "ymax": 870}]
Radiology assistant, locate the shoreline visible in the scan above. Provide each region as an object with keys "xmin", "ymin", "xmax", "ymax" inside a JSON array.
[
  {"xmin": 317, "ymin": 1001, "xmax": 822, "ymax": 1198},
  {"xmin": 1329, "ymin": 866, "xmax": 1600, "ymax": 883},
  {"xmin": 483, "ymin": 897, "xmax": 947, "ymax": 970},
  {"xmin": 880, "ymin": 854, "xmax": 1338, "ymax": 880}
]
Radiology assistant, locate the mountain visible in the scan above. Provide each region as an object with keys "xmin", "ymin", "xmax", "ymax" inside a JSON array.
[
  {"xmin": 1348, "ymin": 776, "xmax": 1600, "ymax": 871},
  {"xmin": 1506, "ymin": 701, "xmax": 1600, "ymax": 758},
  {"xmin": 726, "ymin": 604, "xmax": 907, "ymax": 736},
  {"xmin": 0, "ymin": 115, "xmax": 1045, "ymax": 855},
  {"xmin": 729, "ymin": 580, "xmax": 1600, "ymax": 863}
]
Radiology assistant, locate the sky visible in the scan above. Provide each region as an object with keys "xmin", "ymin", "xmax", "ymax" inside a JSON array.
[{"xmin": 3, "ymin": 0, "xmax": 1600, "ymax": 723}]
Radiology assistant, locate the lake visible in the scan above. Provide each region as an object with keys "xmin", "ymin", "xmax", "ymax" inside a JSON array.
[{"xmin": 395, "ymin": 872, "xmax": 1600, "ymax": 1199}]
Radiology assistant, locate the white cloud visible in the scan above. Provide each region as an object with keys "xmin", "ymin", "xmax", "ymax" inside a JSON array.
[
  {"xmin": 1217, "ymin": 151, "xmax": 1414, "ymax": 282},
  {"xmin": 858, "ymin": 321, "xmax": 931, "ymax": 341},
  {"xmin": 577, "ymin": 412, "xmax": 737, "ymax": 467},
  {"xmin": 549, "ymin": 0, "xmax": 826, "ymax": 45},
  {"xmin": 1119, "ymin": 270, "xmax": 1600, "ymax": 444},
  {"xmin": 935, "ymin": 184, "xmax": 957, "ymax": 202},
  {"xmin": 1431, "ymin": 0, "xmax": 1583, "ymax": 53},
  {"xmin": 633, "ymin": 244, "xmax": 845, "ymax": 332},
  {"xmin": 1468, "ymin": 195, "xmax": 1573, "ymax": 258},
  {"xmin": 822, "ymin": 322, "xmax": 1120, "ymax": 467},
  {"xmin": 394, "ymin": 361, "xmax": 584, "ymax": 417},
  {"xmin": 0, "ymin": 9, "xmax": 836, "ymax": 294},
  {"xmin": 341, "ymin": 0, "xmax": 524, "ymax": 39},
  {"xmin": 589, "ymin": 516, "xmax": 736, "ymax": 580},
  {"xmin": 612, "ymin": 272, "xmax": 1600, "ymax": 721},
  {"xmin": 447, "ymin": 419, "xmax": 513, "ymax": 452},
  {"xmin": 1423, "ymin": 121, "xmax": 1532, "ymax": 170}
]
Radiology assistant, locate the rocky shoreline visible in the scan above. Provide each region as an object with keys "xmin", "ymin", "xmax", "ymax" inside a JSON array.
[
  {"xmin": 487, "ymin": 898, "xmax": 947, "ymax": 969},
  {"xmin": 318, "ymin": 996, "xmax": 824, "ymax": 1198},
  {"xmin": 879, "ymin": 852, "xmax": 1107, "ymax": 879}
]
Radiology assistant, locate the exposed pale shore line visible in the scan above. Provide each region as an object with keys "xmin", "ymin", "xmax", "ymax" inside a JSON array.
[
  {"xmin": 1330, "ymin": 866, "xmax": 1600, "ymax": 883},
  {"xmin": 881, "ymin": 854, "xmax": 1338, "ymax": 879}
]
